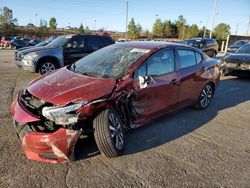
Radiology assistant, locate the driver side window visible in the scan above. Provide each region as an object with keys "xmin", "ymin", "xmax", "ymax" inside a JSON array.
[{"xmin": 135, "ymin": 49, "xmax": 175, "ymax": 78}]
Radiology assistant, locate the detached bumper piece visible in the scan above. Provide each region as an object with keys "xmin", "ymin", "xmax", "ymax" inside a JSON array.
[{"xmin": 22, "ymin": 128, "xmax": 81, "ymax": 163}]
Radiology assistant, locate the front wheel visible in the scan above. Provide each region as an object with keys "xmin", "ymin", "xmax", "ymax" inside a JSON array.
[
  {"xmin": 93, "ymin": 109, "xmax": 125, "ymax": 158},
  {"xmin": 194, "ymin": 83, "xmax": 214, "ymax": 110},
  {"xmin": 38, "ymin": 60, "xmax": 57, "ymax": 75}
]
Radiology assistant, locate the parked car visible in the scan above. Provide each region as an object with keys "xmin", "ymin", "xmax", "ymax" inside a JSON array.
[
  {"xmin": 0, "ymin": 37, "xmax": 12, "ymax": 48},
  {"xmin": 11, "ymin": 42, "xmax": 220, "ymax": 163},
  {"xmin": 227, "ymin": 40, "xmax": 249, "ymax": 53},
  {"xmin": 15, "ymin": 34, "xmax": 115, "ymax": 75},
  {"xmin": 183, "ymin": 38, "xmax": 218, "ymax": 57},
  {"xmin": 222, "ymin": 43, "xmax": 250, "ymax": 77},
  {"xmin": 17, "ymin": 40, "xmax": 51, "ymax": 51},
  {"xmin": 22, "ymin": 38, "xmax": 31, "ymax": 46},
  {"xmin": 10, "ymin": 39, "xmax": 29, "ymax": 49},
  {"xmin": 29, "ymin": 39, "xmax": 43, "ymax": 46}
]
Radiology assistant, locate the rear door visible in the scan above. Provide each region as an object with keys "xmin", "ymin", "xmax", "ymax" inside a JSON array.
[
  {"xmin": 133, "ymin": 48, "xmax": 179, "ymax": 123},
  {"xmin": 176, "ymin": 48, "xmax": 207, "ymax": 106},
  {"xmin": 63, "ymin": 35, "xmax": 87, "ymax": 65}
]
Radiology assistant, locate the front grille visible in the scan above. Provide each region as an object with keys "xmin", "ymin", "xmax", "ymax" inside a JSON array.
[{"xmin": 18, "ymin": 90, "xmax": 51, "ymax": 117}]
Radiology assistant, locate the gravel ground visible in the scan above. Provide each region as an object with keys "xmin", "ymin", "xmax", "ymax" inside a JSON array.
[{"xmin": 0, "ymin": 49, "xmax": 249, "ymax": 188}]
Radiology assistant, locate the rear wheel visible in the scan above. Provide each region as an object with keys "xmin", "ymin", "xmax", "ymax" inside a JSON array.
[
  {"xmin": 194, "ymin": 83, "xmax": 214, "ymax": 109},
  {"xmin": 93, "ymin": 109, "xmax": 125, "ymax": 158},
  {"xmin": 38, "ymin": 59, "xmax": 57, "ymax": 75}
]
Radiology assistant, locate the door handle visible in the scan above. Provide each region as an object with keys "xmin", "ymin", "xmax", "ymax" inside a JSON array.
[{"xmin": 170, "ymin": 79, "xmax": 179, "ymax": 85}]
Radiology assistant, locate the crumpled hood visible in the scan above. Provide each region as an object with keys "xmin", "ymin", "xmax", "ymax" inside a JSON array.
[{"xmin": 27, "ymin": 67, "xmax": 116, "ymax": 106}]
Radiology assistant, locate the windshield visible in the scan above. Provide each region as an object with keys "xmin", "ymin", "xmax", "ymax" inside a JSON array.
[
  {"xmin": 183, "ymin": 39, "xmax": 202, "ymax": 48},
  {"xmin": 236, "ymin": 44, "xmax": 250, "ymax": 54},
  {"xmin": 46, "ymin": 35, "xmax": 71, "ymax": 47},
  {"xmin": 72, "ymin": 45, "xmax": 148, "ymax": 78}
]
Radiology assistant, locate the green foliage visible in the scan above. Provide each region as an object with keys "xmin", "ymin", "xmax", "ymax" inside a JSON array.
[
  {"xmin": 49, "ymin": 17, "xmax": 57, "ymax": 30},
  {"xmin": 213, "ymin": 23, "xmax": 231, "ymax": 39},
  {"xmin": 153, "ymin": 18, "xmax": 164, "ymax": 37},
  {"xmin": 175, "ymin": 15, "xmax": 187, "ymax": 39},
  {"xmin": 163, "ymin": 19, "xmax": 178, "ymax": 38},
  {"xmin": 84, "ymin": 26, "xmax": 91, "ymax": 34},
  {"xmin": 37, "ymin": 19, "xmax": 48, "ymax": 37},
  {"xmin": 185, "ymin": 24, "xmax": 199, "ymax": 38},
  {"xmin": 0, "ymin": 6, "xmax": 17, "ymax": 28},
  {"xmin": 79, "ymin": 23, "xmax": 84, "ymax": 34},
  {"xmin": 127, "ymin": 18, "xmax": 142, "ymax": 39}
]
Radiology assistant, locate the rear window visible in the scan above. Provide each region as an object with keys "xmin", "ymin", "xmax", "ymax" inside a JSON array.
[{"xmin": 177, "ymin": 49, "xmax": 197, "ymax": 69}]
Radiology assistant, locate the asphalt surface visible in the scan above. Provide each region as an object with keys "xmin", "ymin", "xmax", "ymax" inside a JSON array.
[{"xmin": 0, "ymin": 49, "xmax": 249, "ymax": 188}]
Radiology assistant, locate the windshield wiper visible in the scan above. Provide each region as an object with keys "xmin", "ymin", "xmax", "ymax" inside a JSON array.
[{"xmin": 81, "ymin": 72, "xmax": 99, "ymax": 78}]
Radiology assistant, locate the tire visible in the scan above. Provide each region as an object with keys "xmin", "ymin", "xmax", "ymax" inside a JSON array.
[
  {"xmin": 93, "ymin": 108, "xmax": 125, "ymax": 158},
  {"xmin": 194, "ymin": 83, "xmax": 214, "ymax": 110},
  {"xmin": 38, "ymin": 59, "xmax": 57, "ymax": 75}
]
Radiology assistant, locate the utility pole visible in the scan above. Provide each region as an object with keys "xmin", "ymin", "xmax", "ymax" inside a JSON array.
[
  {"xmin": 209, "ymin": 0, "xmax": 217, "ymax": 38},
  {"xmin": 203, "ymin": 26, "xmax": 207, "ymax": 38},
  {"xmin": 247, "ymin": 16, "xmax": 250, "ymax": 35},
  {"xmin": 125, "ymin": 0, "xmax": 128, "ymax": 40},
  {"xmin": 235, "ymin": 23, "xmax": 239, "ymax": 35}
]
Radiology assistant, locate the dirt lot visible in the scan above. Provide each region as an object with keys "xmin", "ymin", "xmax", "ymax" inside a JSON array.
[{"xmin": 0, "ymin": 49, "xmax": 249, "ymax": 187}]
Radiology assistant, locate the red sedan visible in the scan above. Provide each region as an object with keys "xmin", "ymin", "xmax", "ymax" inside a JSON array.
[{"xmin": 11, "ymin": 42, "xmax": 221, "ymax": 163}]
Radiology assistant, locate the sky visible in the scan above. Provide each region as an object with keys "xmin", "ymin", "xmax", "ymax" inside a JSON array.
[{"xmin": 1, "ymin": 0, "xmax": 250, "ymax": 35}]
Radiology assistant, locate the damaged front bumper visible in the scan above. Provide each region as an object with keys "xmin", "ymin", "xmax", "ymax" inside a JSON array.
[{"xmin": 11, "ymin": 97, "xmax": 82, "ymax": 163}]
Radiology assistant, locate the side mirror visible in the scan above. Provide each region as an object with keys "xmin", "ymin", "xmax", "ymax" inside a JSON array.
[{"xmin": 138, "ymin": 76, "xmax": 149, "ymax": 89}]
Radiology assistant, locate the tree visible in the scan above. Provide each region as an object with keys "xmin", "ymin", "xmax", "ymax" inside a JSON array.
[
  {"xmin": 152, "ymin": 18, "xmax": 164, "ymax": 37},
  {"xmin": 175, "ymin": 15, "xmax": 187, "ymax": 39},
  {"xmin": 0, "ymin": 6, "xmax": 17, "ymax": 28},
  {"xmin": 37, "ymin": 19, "xmax": 48, "ymax": 38},
  {"xmin": 213, "ymin": 23, "xmax": 231, "ymax": 40},
  {"xmin": 49, "ymin": 17, "xmax": 57, "ymax": 30},
  {"xmin": 79, "ymin": 23, "xmax": 84, "ymax": 34},
  {"xmin": 84, "ymin": 26, "xmax": 91, "ymax": 34},
  {"xmin": 185, "ymin": 24, "xmax": 199, "ymax": 38},
  {"xmin": 127, "ymin": 18, "xmax": 142, "ymax": 39}
]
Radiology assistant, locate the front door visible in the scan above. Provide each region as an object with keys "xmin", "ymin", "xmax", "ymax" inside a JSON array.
[
  {"xmin": 133, "ymin": 48, "xmax": 179, "ymax": 125},
  {"xmin": 63, "ymin": 35, "xmax": 88, "ymax": 65}
]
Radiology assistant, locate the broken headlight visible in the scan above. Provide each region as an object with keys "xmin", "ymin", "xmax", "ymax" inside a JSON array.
[{"xmin": 42, "ymin": 101, "xmax": 88, "ymax": 125}]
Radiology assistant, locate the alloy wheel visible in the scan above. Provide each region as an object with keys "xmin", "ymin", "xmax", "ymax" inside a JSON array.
[
  {"xmin": 40, "ymin": 62, "xmax": 56, "ymax": 75},
  {"xmin": 108, "ymin": 112, "xmax": 124, "ymax": 150},
  {"xmin": 200, "ymin": 84, "xmax": 213, "ymax": 108}
]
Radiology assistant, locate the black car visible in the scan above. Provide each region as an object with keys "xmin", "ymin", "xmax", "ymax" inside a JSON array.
[
  {"xmin": 227, "ymin": 40, "xmax": 249, "ymax": 53},
  {"xmin": 29, "ymin": 39, "xmax": 43, "ymax": 46},
  {"xmin": 10, "ymin": 39, "xmax": 29, "ymax": 49},
  {"xmin": 15, "ymin": 34, "xmax": 115, "ymax": 75},
  {"xmin": 183, "ymin": 38, "xmax": 219, "ymax": 57},
  {"xmin": 222, "ymin": 43, "xmax": 250, "ymax": 77}
]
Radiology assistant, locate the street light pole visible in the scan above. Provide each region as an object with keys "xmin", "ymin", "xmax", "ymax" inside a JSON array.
[
  {"xmin": 235, "ymin": 23, "xmax": 239, "ymax": 35},
  {"xmin": 125, "ymin": 0, "xmax": 128, "ymax": 40},
  {"xmin": 209, "ymin": 0, "xmax": 217, "ymax": 38},
  {"xmin": 35, "ymin": 14, "xmax": 38, "ymax": 27}
]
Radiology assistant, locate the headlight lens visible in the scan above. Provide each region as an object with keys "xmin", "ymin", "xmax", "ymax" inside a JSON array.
[
  {"xmin": 23, "ymin": 52, "xmax": 38, "ymax": 60},
  {"xmin": 42, "ymin": 101, "xmax": 88, "ymax": 125}
]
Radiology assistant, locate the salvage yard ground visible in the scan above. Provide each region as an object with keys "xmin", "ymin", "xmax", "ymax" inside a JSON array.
[{"xmin": 0, "ymin": 49, "xmax": 249, "ymax": 187}]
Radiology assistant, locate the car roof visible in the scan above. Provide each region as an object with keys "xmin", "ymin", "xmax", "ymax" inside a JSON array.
[{"xmin": 112, "ymin": 41, "xmax": 190, "ymax": 50}]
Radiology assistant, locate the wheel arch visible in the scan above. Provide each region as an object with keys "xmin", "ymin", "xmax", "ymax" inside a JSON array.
[{"xmin": 35, "ymin": 56, "xmax": 61, "ymax": 73}]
